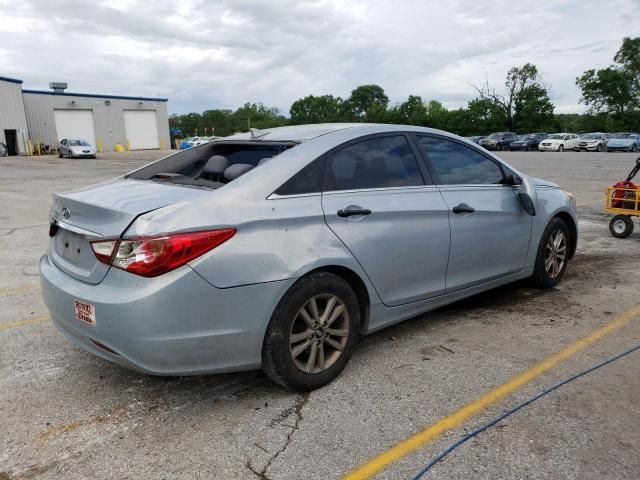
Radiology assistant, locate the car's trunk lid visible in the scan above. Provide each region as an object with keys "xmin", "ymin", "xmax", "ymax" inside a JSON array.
[{"xmin": 49, "ymin": 178, "xmax": 209, "ymax": 284}]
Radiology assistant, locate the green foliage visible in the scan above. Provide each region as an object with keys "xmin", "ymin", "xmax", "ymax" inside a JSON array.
[
  {"xmin": 577, "ymin": 36, "xmax": 640, "ymax": 130},
  {"xmin": 290, "ymin": 95, "xmax": 344, "ymax": 124},
  {"xmin": 342, "ymin": 84, "xmax": 389, "ymax": 121}
]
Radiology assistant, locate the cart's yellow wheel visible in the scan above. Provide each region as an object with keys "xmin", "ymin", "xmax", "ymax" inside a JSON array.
[{"xmin": 609, "ymin": 215, "xmax": 634, "ymax": 239}]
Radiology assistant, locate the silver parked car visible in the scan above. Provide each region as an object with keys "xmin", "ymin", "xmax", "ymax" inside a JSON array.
[
  {"xmin": 40, "ymin": 124, "xmax": 577, "ymax": 391},
  {"xmin": 58, "ymin": 139, "xmax": 97, "ymax": 158}
]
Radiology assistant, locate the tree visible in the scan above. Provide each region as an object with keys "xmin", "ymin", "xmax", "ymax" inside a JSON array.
[
  {"xmin": 343, "ymin": 84, "xmax": 389, "ymax": 121},
  {"xmin": 289, "ymin": 95, "xmax": 344, "ymax": 124},
  {"xmin": 473, "ymin": 63, "xmax": 554, "ymax": 132},
  {"xmin": 390, "ymin": 95, "xmax": 427, "ymax": 125},
  {"xmin": 576, "ymin": 36, "xmax": 640, "ymax": 129}
]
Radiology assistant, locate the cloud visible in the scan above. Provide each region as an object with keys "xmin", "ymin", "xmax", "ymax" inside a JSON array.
[{"xmin": 0, "ymin": 0, "xmax": 637, "ymax": 115}]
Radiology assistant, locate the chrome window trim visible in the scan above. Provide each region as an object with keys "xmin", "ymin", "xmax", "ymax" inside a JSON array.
[
  {"xmin": 267, "ymin": 192, "xmax": 322, "ymax": 200},
  {"xmin": 322, "ymin": 185, "xmax": 439, "ymax": 196},
  {"xmin": 267, "ymin": 184, "xmax": 440, "ymax": 199}
]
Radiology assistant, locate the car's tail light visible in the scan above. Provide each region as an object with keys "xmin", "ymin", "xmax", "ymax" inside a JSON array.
[
  {"xmin": 90, "ymin": 229, "xmax": 236, "ymax": 277},
  {"xmin": 90, "ymin": 240, "xmax": 119, "ymax": 264}
]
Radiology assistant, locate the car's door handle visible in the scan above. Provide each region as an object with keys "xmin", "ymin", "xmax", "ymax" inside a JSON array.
[
  {"xmin": 337, "ymin": 206, "xmax": 372, "ymax": 218},
  {"xmin": 452, "ymin": 203, "xmax": 475, "ymax": 214}
]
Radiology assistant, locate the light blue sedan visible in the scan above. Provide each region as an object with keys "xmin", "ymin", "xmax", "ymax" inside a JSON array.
[
  {"xmin": 606, "ymin": 133, "xmax": 639, "ymax": 152},
  {"xmin": 40, "ymin": 124, "xmax": 577, "ymax": 391}
]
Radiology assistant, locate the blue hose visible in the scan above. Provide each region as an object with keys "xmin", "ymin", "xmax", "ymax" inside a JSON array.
[{"xmin": 412, "ymin": 343, "xmax": 640, "ymax": 479}]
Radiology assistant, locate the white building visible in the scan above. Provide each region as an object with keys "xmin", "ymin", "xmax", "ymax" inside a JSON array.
[{"xmin": 0, "ymin": 76, "xmax": 170, "ymax": 155}]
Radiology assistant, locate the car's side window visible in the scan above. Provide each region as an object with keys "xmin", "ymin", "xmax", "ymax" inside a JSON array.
[
  {"xmin": 416, "ymin": 136, "xmax": 505, "ymax": 185},
  {"xmin": 274, "ymin": 156, "xmax": 324, "ymax": 196},
  {"xmin": 325, "ymin": 135, "xmax": 423, "ymax": 191}
]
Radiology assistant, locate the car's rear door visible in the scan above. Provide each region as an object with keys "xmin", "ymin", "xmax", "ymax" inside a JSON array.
[
  {"xmin": 321, "ymin": 133, "xmax": 451, "ymax": 307},
  {"xmin": 414, "ymin": 134, "xmax": 532, "ymax": 292}
]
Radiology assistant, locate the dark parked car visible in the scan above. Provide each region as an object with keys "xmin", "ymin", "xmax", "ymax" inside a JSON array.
[
  {"xmin": 479, "ymin": 132, "xmax": 517, "ymax": 151},
  {"xmin": 510, "ymin": 133, "xmax": 548, "ymax": 151}
]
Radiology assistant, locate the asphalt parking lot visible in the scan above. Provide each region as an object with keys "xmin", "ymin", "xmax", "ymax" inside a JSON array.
[{"xmin": 1, "ymin": 150, "xmax": 639, "ymax": 480}]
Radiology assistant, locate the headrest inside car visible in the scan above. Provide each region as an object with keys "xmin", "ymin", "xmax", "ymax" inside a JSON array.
[
  {"xmin": 202, "ymin": 155, "xmax": 229, "ymax": 174},
  {"xmin": 224, "ymin": 163, "xmax": 254, "ymax": 180}
]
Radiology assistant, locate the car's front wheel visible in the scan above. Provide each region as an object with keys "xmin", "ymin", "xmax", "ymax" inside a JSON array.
[
  {"xmin": 262, "ymin": 272, "xmax": 360, "ymax": 391},
  {"xmin": 529, "ymin": 217, "xmax": 570, "ymax": 289},
  {"xmin": 558, "ymin": 144, "xmax": 564, "ymax": 152}
]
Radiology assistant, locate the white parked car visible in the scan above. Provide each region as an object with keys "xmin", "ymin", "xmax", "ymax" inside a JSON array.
[
  {"xmin": 58, "ymin": 139, "xmax": 97, "ymax": 158},
  {"xmin": 538, "ymin": 133, "xmax": 580, "ymax": 152}
]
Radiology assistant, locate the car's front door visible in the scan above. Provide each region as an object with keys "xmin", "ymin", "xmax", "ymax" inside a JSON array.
[
  {"xmin": 321, "ymin": 134, "xmax": 451, "ymax": 307},
  {"xmin": 415, "ymin": 135, "xmax": 533, "ymax": 292}
]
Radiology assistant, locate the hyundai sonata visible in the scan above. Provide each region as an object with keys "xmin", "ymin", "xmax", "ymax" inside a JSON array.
[{"xmin": 40, "ymin": 124, "xmax": 577, "ymax": 391}]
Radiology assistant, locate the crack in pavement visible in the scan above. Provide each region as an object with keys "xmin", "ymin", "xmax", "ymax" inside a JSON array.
[
  {"xmin": 0, "ymin": 224, "xmax": 47, "ymax": 237},
  {"xmin": 246, "ymin": 393, "xmax": 310, "ymax": 480}
]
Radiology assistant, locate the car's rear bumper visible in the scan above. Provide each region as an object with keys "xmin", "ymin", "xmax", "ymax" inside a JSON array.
[
  {"xmin": 509, "ymin": 145, "xmax": 531, "ymax": 150},
  {"xmin": 39, "ymin": 254, "xmax": 294, "ymax": 376}
]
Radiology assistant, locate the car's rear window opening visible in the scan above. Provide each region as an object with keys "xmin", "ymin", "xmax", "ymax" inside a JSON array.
[{"xmin": 126, "ymin": 141, "xmax": 295, "ymax": 188}]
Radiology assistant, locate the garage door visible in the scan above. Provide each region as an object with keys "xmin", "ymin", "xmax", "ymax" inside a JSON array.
[
  {"xmin": 123, "ymin": 110, "xmax": 159, "ymax": 150},
  {"xmin": 54, "ymin": 110, "xmax": 96, "ymax": 146}
]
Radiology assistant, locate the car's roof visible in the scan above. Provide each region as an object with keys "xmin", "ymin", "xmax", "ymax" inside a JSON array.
[{"xmin": 223, "ymin": 123, "xmax": 383, "ymax": 142}]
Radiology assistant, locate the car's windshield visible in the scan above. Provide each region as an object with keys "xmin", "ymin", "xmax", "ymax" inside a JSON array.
[
  {"xmin": 582, "ymin": 133, "xmax": 602, "ymax": 139},
  {"xmin": 488, "ymin": 133, "xmax": 503, "ymax": 139},
  {"xmin": 69, "ymin": 140, "xmax": 90, "ymax": 146},
  {"xmin": 613, "ymin": 133, "xmax": 633, "ymax": 139},
  {"xmin": 547, "ymin": 134, "xmax": 564, "ymax": 140}
]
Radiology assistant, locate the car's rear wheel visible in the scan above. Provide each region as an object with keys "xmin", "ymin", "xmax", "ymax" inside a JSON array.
[
  {"xmin": 631, "ymin": 144, "xmax": 637, "ymax": 152},
  {"xmin": 262, "ymin": 272, "xmax": 360, "ymax": 391},
  {"xmin": 496, "ymin": 142, "xmax": 502, "ymax": 151},
  {"xmin": 596, "ymin": 144, "xmax": 602, "ymax": 152},
  {"xmin": 609, "ymin": 215, "xmax": 634, "ymax": 239},
  {"xmin": 529, "ymin": 217, "xmax": 570, "ymax": 289},
  {"xmin": 558, "ymin": 144, "xmax": 564, "ymax": 152}
]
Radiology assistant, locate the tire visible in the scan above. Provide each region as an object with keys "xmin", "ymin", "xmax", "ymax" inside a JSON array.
[
  {"xmin": 596, "ymin": 144, "xmax": 602, "ymax": 152},
  {"xmin": 496, "ymin": 143, "xmax": 502, "ymax": 151},
  {"xmin": 1, "ymin": 142, "xmax": 9, "ymax": 157},
  {"xmin": 262, "ymin": 272, "xmax": 360, "ymax": 391},
  {"xmin": 609, "ymin": 215, "xmax": 634, "ymax": 239},
  {"xmin": 631, "ymin": 144, "xmax": 637, "ymax": 152},
  {"xmin": 526, "ymin": 145, "xmax": 531, "ymax": 151},
  {"xmin": 558, "ymin": 145, "xmax": 564, "ymax": 152},
  {"xmin": 529, "ymin": 217, "xmax": 571, "ymax": 289}
]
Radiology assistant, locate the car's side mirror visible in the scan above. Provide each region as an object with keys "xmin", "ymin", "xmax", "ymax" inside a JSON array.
[
  {"xmin": 518, "ymin": 192, "xmax": 536, "ymax": 216},
  {"xmin": 506, "ymin": 174, "xmax": 522, "ymax": 186}
]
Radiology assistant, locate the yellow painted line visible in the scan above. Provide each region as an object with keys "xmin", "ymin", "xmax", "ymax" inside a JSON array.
[
  {"xmin": 344, "ymin": 304, "xmax": 640, "ymax": 480},
  {"xmin": 0, "ymin": 315, "xmax": 50, "ymax": 331},
  {"xmin": 0, "ymin": 283, "xmax": 40, "ymax": 297}
]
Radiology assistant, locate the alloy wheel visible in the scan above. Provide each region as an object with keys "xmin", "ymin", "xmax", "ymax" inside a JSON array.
[
  {"xmin": 544, "ymin": 230, "xmax": 566, "ymax": 278},
  {"xmin": 289, "ymin": 294, "xmax": 349, "ymax": 374}
]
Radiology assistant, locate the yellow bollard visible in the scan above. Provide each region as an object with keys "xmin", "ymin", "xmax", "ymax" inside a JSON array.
[
  {"xmin": 97, "ymin": 138, "xmax": 103, "ymax": 153},
  {"xmin": 126, "ymin": 139, "xmax": 131, "ymax": 151},
  {"xmin": 28, "ymin": 140, "xmax": 33, "ymax": 156},
  {"xmin": 160, "ymin": 137, "xmax": 164, "ymax": 150},
  {"xmin": 36, "ymin": 139, "xmax": 41, "ymax": 156}
]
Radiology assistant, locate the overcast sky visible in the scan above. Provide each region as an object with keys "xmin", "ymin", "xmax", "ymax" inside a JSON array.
[{"xmin": 1, "ymin": 0, "xmax": 638, "ymax": 115}]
